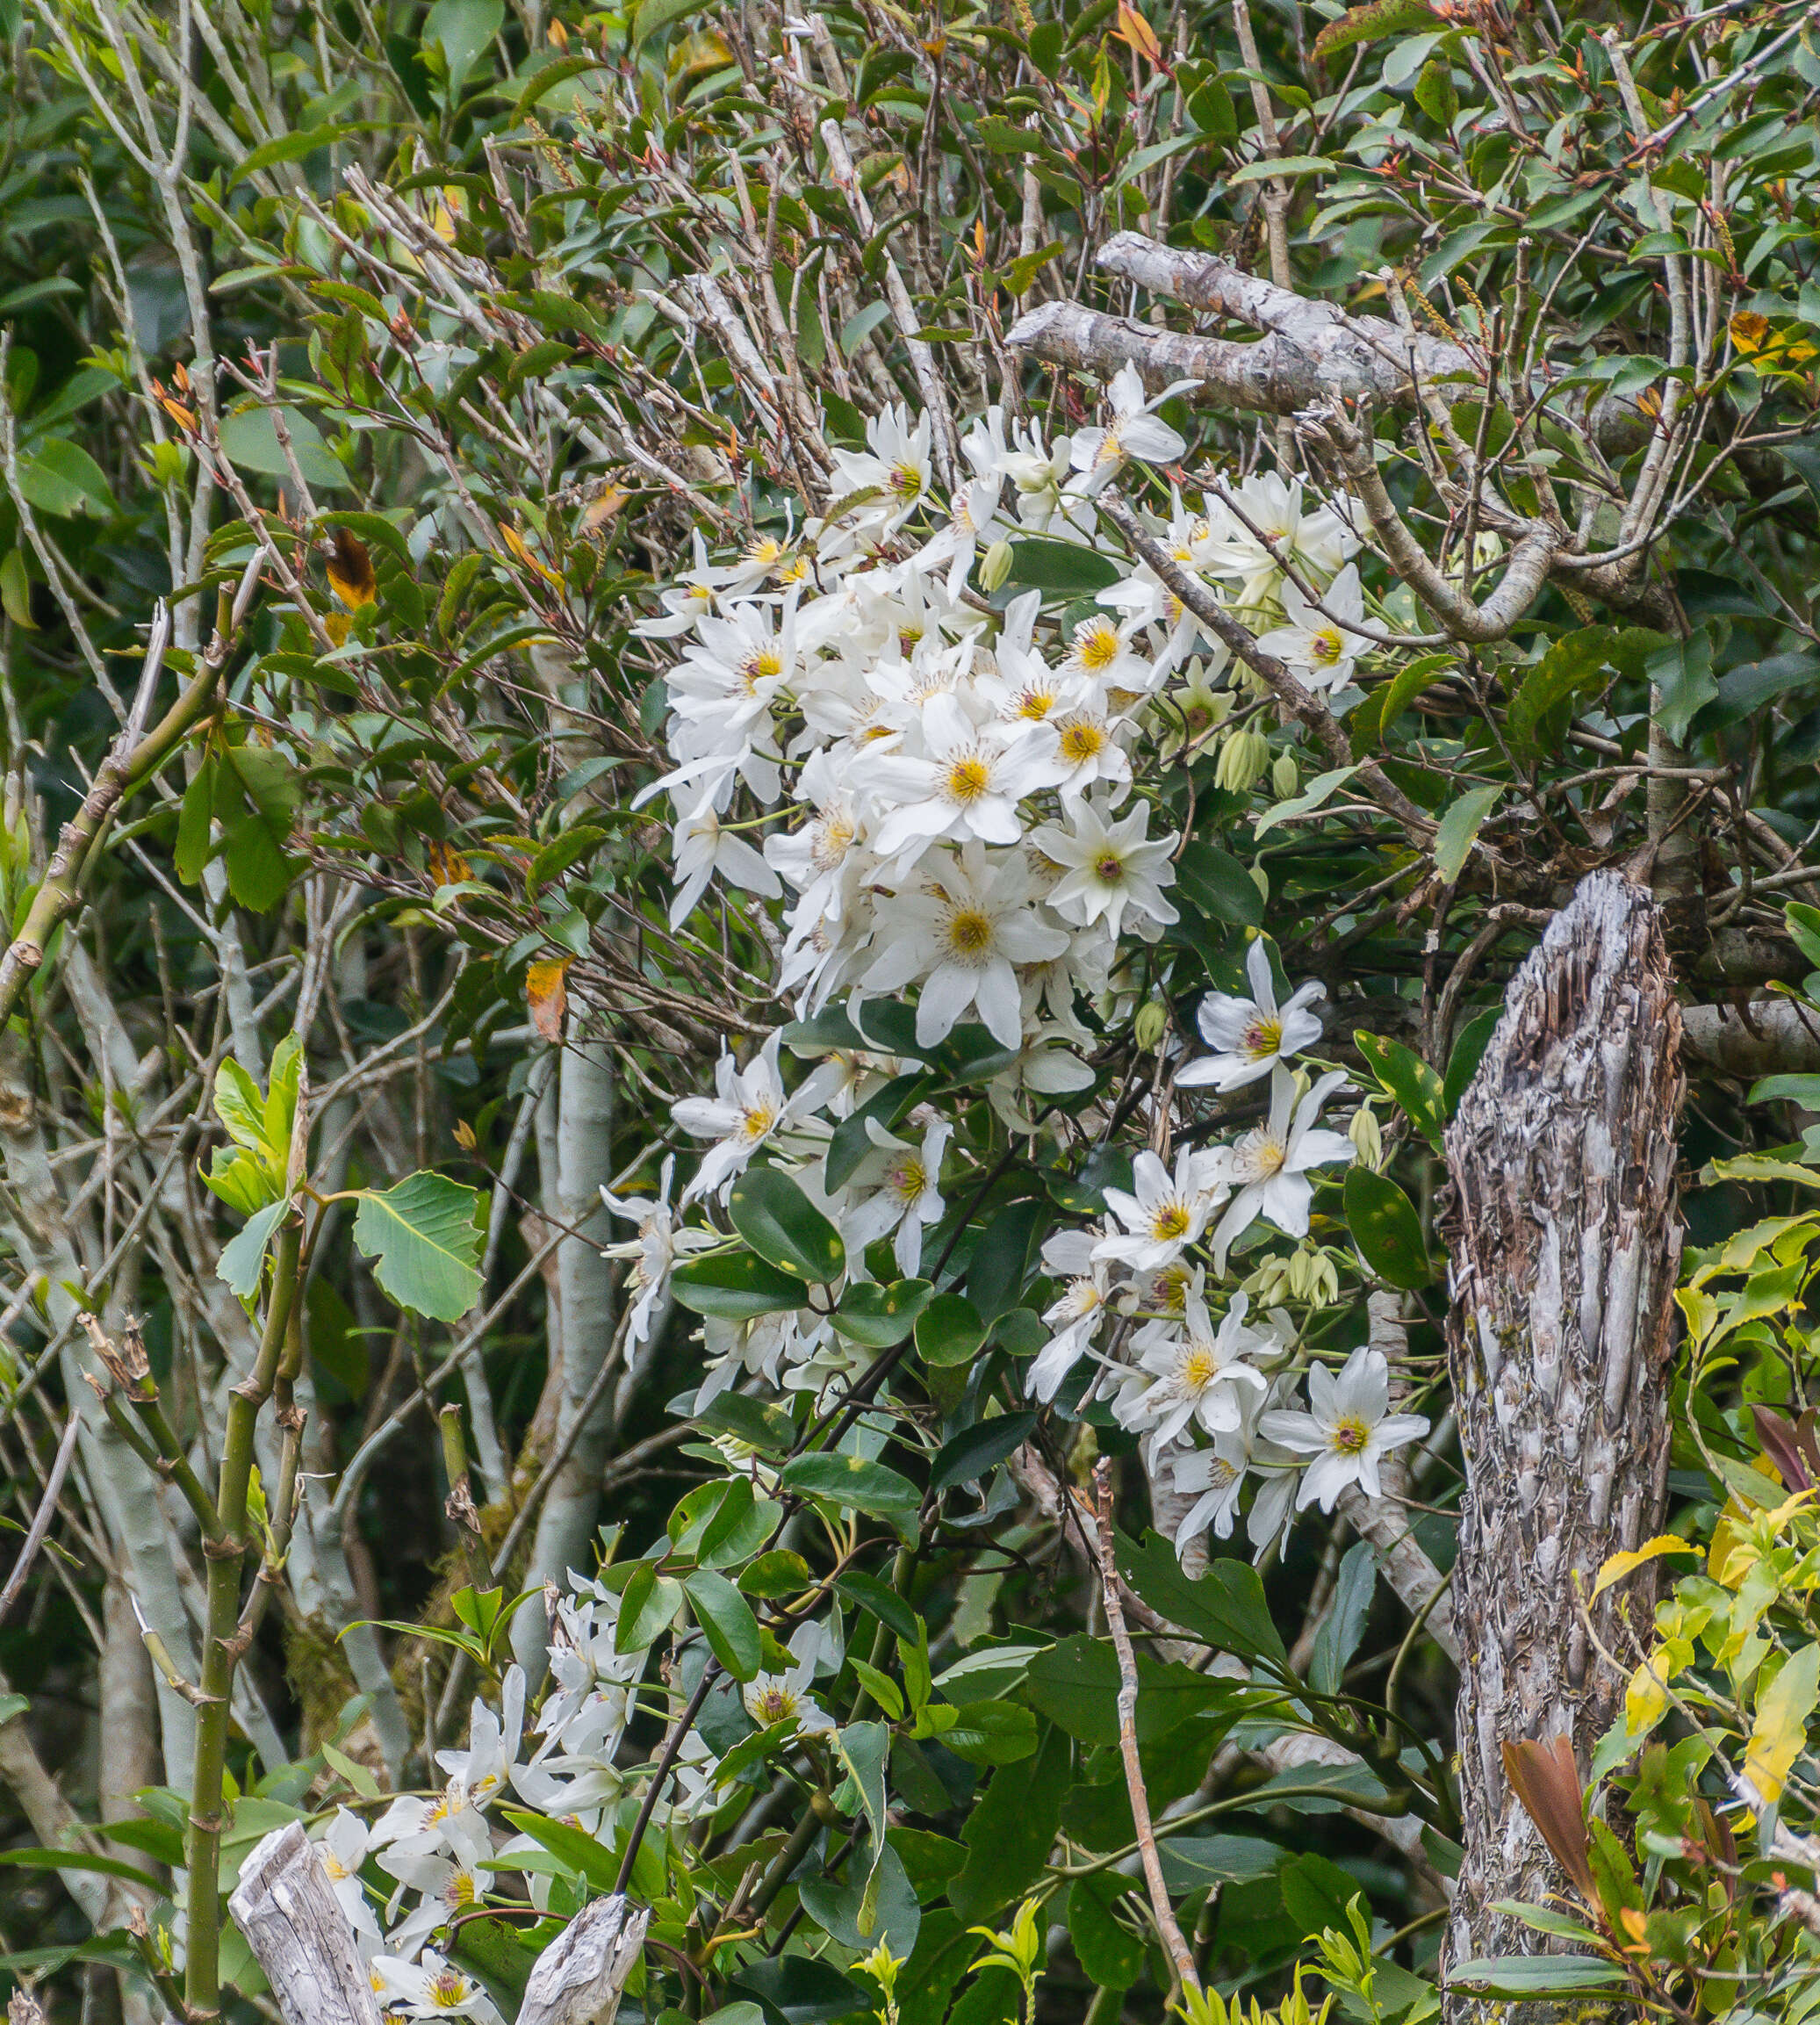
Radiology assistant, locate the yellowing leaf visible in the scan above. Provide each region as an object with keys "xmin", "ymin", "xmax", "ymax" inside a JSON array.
[
  {"xmin": 428, "ymin": 840, "xmax": 471, "ymax": 887},
  {"xmin": 327, "ymin": 529, "xmax": 377, "ymax": 609},
  {"xmin": 579, "ymin": 486, "xmax": 630, "ymax": 534},
  {"xmin": 1114, "ymin": 1, "xmax": 1162, "ymax": 63},
  {"xmin": 1625, "ymin": 1654, "xmax": 1668, "ymax": 1733},
  {"xmin": 1592, "ymin": 1534, "xmax": 1697, "ymax": 1601},
  {"xmin": 498, "ymin": 521, "xmax": 565, "ymax": 587},
  {"xmin": 1730, "ymin": 310, "xmax": 1772, "ymax": 356},
  {"xmin": 1743, "ymin": 1639, "xmax": 1820, "ymax": 1805},
  {"xmin": 452, "ymin": 1119, "xmax": 477, "ymax": 1152},
  {"xmin": 527, "ymin": 956, "xmax": 572, "ymax": 1042},
  {"xmin": 324, "ymin": 609, "xmax": 352, "ymax": 647}
]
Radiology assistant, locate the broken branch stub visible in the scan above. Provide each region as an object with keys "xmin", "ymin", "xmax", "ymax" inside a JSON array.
[
  {"xmin": 1441, "ymin": 871, "xmax": 1682, "ymax": 2022},
  {"xmin": 227, "ymin": 1823, "xmax": 383, "ymax": 2025},
  {"xmin": 229, "ymin": 1822, "xmax": 649, "ymax": 2025}
]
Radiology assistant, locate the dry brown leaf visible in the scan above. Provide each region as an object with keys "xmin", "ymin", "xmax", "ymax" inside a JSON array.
[{"xmin": 526, "ymin": 956, "xmax": 572, "ymax": 1042}]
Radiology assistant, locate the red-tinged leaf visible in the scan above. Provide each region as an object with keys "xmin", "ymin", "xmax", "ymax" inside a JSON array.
[{"xmin": 1502, "ymin": 1736, "xmax": 1598, "ymax": 1907}]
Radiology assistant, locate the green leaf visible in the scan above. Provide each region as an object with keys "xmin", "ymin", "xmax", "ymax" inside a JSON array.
[
  {"xmin": 1505, "ymin": 627, "xmax": 1622, "ymax": 756},
  {"xmin": 1431, "ymin": 784, "xmax": 1502, "ymax": 883},
  {"xmin": 1307, "ymin": 1540, "xmax": 1378, "ymax": 1695},
  {"xmin": 1118, "ymin": 1530, "xmax": 1287, "ymax": 1667},
  {"xmin": 0, "ymin": 1848, "xmax": 159, "ymax": 1885},
  {"xmin": 1068, "ymin": 1874, "xmax": 1145, "ymax": 1991},
  {"xmin": 1312, "ymin": 0, "xmax": 1435, "ymax": 58},
  {"xmin": 1004, "ymin": 537, "xmax": 1121, "ymax": 595},
  {"xmin": 779, "ymin": 1452, "xmax": 921, "ymax": 1517},
  {"xmin": 1448, "ymin": 1958, "xmax": 1626, "ymax": 1997},
  {"xmin": 916, "ymin": 1291, "xmax": 987, "ymax": 1367},
  {"xmin": 217, "ymin": 1200, "xmax": 289, "ymax": 1301},
  {"xmin": 939, "ymin": 1701, "xmax": 1038, "ymax": 1767},
  {"xmin": 968, "ymin": 1200, "xmax": 1045, "ymax": 1322},
  {"xmin": 350, "ymin": 1171, "xmax": 485, "ymax": 1322},
  {"xmin": 740, "ymin": 1550, "xmax": 812, "ymax": 1598},
  {"xmin": 948, "ymin": 1722, "xmax": 1069, "ymax": 1924},
  {"xmin": 425, "ymin": 0, "xmax": 503, "ymax": 88},
  {"xmin": 694, "ymin": 1389, "xmax": 797, "ymax": 1453},
  {"xmin": 729, "ymin": 1168, "xmax": 845, "ymax": 1282},
  {"xmin": 1442, "ymin": 1005, "xmax": 1500, "ymax": 1117},
  {"xmin": 217, "ymin": 406, "xmax": 351, "ymax": 492},
  {"xmin": 499, "ymin": 1810, "xmax": 617, "ymax": 1892},
  {"xmin": 1649, "ymin": 631, "xmax": 1717, "ymax": 745},
  {"xmin": 176, "ymin": 757, "xmax": 218, "ymax": 885},
  {"xmin": 929, "ymin": 1413, "xmax": 1037, "ymax": 1496},
  {"xmin": 832, "ymin": 1278, "xmax": 932, "ymax": 1348},
  {"xmin": 836, "ymin": 1569, "xmax": 921, "ymax": 1643},
  {"xmin": 1343, "ymin": 1167, "xmax": 1435, "ymax": 1290},
  {"xmin": 616, "ymin": 1567, "xmax": 683, "ymax": 1653},
  {"xmin": 1158, "ymin": 1834, "xmax": 1285, "ymax": 1892},
  {"xmin": 1374, "ymin": 652, "xmax": 1457, "ymax": 744},
  {"xmin": 1252, "ymin": 764, "xmax": 1358, "ymax": 838},
  {"xmin": 1355, "ymin": 1031, "xmax": 1446, "ymax": 1149},
  {"xmin": 673, "ymin": 1250, "xmax": 808, "ymax": 1321},
  {"xmin": 1414, "ymin": 54, "xmax": 1458, "ymax": 123},
  {"xmin": 320, "ymin": 1740, "xmax": 382, "ymax": 1798},
  {"xmin": 682, "ymin": 1570, "xmax": 761, "ymax": 1682},
  {"xmin": 1747, "ymin": 1074, "xmax": 1820, "ymax": 1108},
  {"xmin": 18, "ymin": 439, "xmax": 114, "ymax": 519},
  {"xmin": 1786, "ymin": 902, "xmax": 1820, "ymax": 971},
  {"xmin": 631, "ymin": 0, "xmax": 709, "ymax": 44},
  {"xmin": 0, "ymin": 549, "xmax": 36, "ymax": 630},
  {"xmin": 1175, "ymin": 840, "xmax": 1264, "ymax": 926}
]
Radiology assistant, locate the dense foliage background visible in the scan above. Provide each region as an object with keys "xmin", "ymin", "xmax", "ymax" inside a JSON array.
[{"xmin": 1, "ymin": 0, "xmax": 1819, "ymax": 2021}]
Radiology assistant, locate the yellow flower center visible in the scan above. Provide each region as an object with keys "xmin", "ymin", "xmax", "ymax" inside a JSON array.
[
  {"xmin": 1310, "ymin": 630, "xmax": 1343, "ymax": 664},
  {"xmin": 752, "ymin": 1684, "xmax": 797, "ymax": 1724},
  {"xmin": 745, "ymin": 537, "xmax": 784, "ymax": 566},
  {"xmin": 1094, "ymin": 853, "xmax": 1126, "ymax": 885},
  {"xmin": 1016, "ymin": 685, "xmax": 1058, "ymax": 721},
  {"xmin": 444, "ymin": 1871, "xmax": 479, "ymax": 1909},
  {"xmin": 1331, "ymin": 1417, "xmax": 1370, "ymax": 1455},
  {"xmin": 322, "ymin": 1850, "xmax": 349, "ymax": 1881},
  {"xmin": 1236, "ymin": 1129, "xmax": 1287, "ymax": 1183},
  {"xmin": 740, "ymin": 647, "xmax": 783, "ymax": 691},
  {"xmin": 889, "ymin": 460, "xmax": 924, "ymax": 498},
  {"xmin": 1059, "ymin": 717, "xmax": 1107, "ymax": 764},
  {"xmin": 428, "ymin": 1971, "xmax": 471, "ymax": 2010},
  {"xmin": 945, "ymin": 755, "xmax": 992, "ymax": 804},
  {"xmin": 1152, "ymin": 1201, "xmax": 1191, "ymax": 1242},
  {"xmin": 1241, "ymin": 1015, "xmax": 1284, "ymax": 1060},
  {"xmin": 1074, "ymin": 621, "xmax": 1121, "ymax": 671},
  {"xmin": 738, "ymin": 1101, "xmax": 777, "ymax": 1143},
  {"xmin": 889, "ymin": 1157, "xmax": 926, "ymax": 1203},
  {"xmin": 814, "ymin": 814, "xmax": 855, "ymax": 869},
  {"xmin": 1183, "ymin": 1346, "xmax": 1217, "ymax": 1391},
  {"xmin": 947, "ymin": 908, "xmax": 993, "ymax": 956}
]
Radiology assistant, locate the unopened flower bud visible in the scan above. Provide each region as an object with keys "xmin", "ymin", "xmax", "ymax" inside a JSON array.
[
  {"xmin": 1134, "ymin": 1000, "xmax": 1169, "ymax": 1051},
  {"xmin": 1286, "ymin": 1247, "xmax": 1317, "ymax": 1302},
  {"xmin": 1349, "ymin": 1102, "xmax": 1384, "ymax": 1171},
  {"xmin": 1270, "ymin": 752, "xmax": 1299, "ymax": 801},
  {"xmin": 1248, "ymin": 857, "xmax": 1270, "ymax": 903},
  {"xmin": 1214, "ymin": 726, "xmax": 1270, "ymax": 794},
  {"xmin": 1312, "ymin": 1253, "xmax": 1340, "ymax": 1307},
  {"xmin": 1246, "ymin": 1256, "xmax": 1292, "ymax": 1307},
  {"xmin": 980, "ymin": 537, "xmax": 1014, "ymax": 593}
]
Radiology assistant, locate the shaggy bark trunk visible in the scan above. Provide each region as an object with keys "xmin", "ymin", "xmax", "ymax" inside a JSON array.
[{"xmin": 1440, "ymin": 871, "xmax": 1682, "ymax": 2021}]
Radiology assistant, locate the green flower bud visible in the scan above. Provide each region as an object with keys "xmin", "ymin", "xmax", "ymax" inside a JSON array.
[
  {"xmin": 1134, "ymin": 1000, "xmax": 1169, "ymax": 1051},
  {"xmin": 980, "ymin": 537, "xmax": 1014, "ymax": 593},
  {"xmin": 1349, "ymin": 1101, "xmax": 1383, "ymax": 1171},
  {"xmin": 1213, "ymin": 726, "xmax": 1270, "ymax": 794},
  {"xmin": 1271, "ymin": 752, "xmax": 1299, "ymax": 801}
]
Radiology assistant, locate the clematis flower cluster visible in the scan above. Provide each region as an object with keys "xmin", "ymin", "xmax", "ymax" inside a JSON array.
[{"xmin": 626, "ymin": 372, "xmax": 1424, "ymax": 1557}]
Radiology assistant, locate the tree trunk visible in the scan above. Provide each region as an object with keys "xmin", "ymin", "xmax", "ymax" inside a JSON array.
[
  {"xmin": 511, "ymin": 1027, "xmax": 617, "ymax": 1678},
  {"xmin": 1441, "ymin": 871, "xmax": 1682, "ymax": 2019}
]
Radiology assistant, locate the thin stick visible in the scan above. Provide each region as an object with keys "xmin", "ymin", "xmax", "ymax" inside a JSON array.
[
  {"xmin": 0, "ymin": 1413, "xmax": 82, "ymax": 1625},
  {"xmin": 1087, "ymin": 1460, "xmax": 1201, "ymax": 2003}
]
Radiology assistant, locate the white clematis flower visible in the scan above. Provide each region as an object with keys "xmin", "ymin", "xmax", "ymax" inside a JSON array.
[
  {"xmin": 1118, "ymin": 1287, "xmax": 1272, "ymax": 1458},
  {"xmin": 1097, "ymin": 1145, "xmax": 1232, "ymax": 1272},
  {"xmin": 1260, "ymin": 1346, "xmax": 1431, "ymax": 1511},
  {"xmin": 1031, "ymin": 798, "xmax": 1179, "ymax": 943},
  {"xmin": 1068, "ymin": 362, "xmax": 1193, "ymax": 496},
  {"xmin": 859, "ymin": 841, "xmax": 1070, "ymax": 1050},
  {"xmin": 370, "ymin": 1951, "xmax": 505, "ymax": 2025},
  {"xmin": 1255, "ymin": 563, "xmax": 1368, "ymax": 693},
  {"xmin": 673, "ymin": 1033, "xmax": 799, "ymax": 1204},
  {"xmin": 845, "ymin": 1113, "xmax": 952, "ymax": 1278},
  {"xmin": 1176, "ymin": 939, "xmax": 1327, "ymax": 1091},
  {"xmin": 1211, "ymin": 1066, "xmax": 1356, "ymax": 1270},
  {"xmin": 601, "ymin": 1156, "xmax": 716, "ymax": 1349}
]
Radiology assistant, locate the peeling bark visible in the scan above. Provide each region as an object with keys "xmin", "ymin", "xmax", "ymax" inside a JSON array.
[{"xmin": 1441, "ymin": 872, "xmax": 1682, "ymax": 2020}]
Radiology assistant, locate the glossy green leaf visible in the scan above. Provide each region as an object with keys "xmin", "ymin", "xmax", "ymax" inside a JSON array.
[
  {"xmin": 673, "ymin": 1250, "xmax": 808, "ymax": 1321},
  {"xmin": 1355, "ymin": 1030, "xmax": 1446, "ymax": 1149},
  {"xmin": 915, "ymin": 1291, "xmax": 987, "ymax": 1367},
  {"xmin": 350, "ymin": 1171, "xmax": 485, "ymax": 1322},
  {"xmin": 1343, "ymin": 1166, "xmax": 1435, "ymax": 1290},
  {"xmin": 729, "ymin": 1166, "xmax": 845, "ymax": 1282},
  {"xmin": 832, "ymin": 1278, "xmax": 932, "ymax": 1348},
  {"xmin": 682, "ymin": 1569, "xmax": 761, "ymax": 1682},
  {"xmin": 779, "ymin": 1452, "xmax": 922, "ymax": 1517}
]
